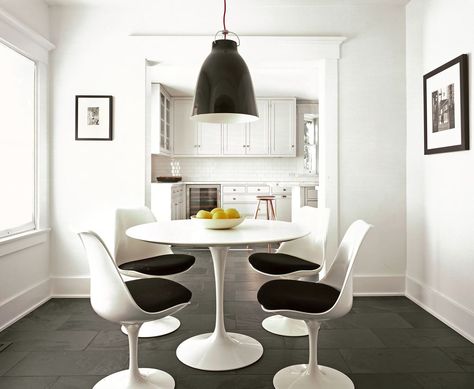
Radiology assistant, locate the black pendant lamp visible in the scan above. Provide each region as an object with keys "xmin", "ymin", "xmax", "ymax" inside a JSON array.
[{"xmin": 191, "ymin": 0, "xmax": 258, "ymax": 124}]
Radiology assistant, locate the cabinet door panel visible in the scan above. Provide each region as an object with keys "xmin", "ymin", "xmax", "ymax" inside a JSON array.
[
  {"xmin": 270, "ymin": 99, "xmax": 296, "ymax": 156},
  {"xmin": 223, "ymin": 123, "xmax": 247, "ymax": 155},
  {"xmin": 198, "ymin": 123, "xmax": 222, "ymax": 155},
  {"xmin": 247, "ymin": 100, "xmax": 269, "ymax": 155},
  {"xmin": 173, "ymin": 99, "xmax": 196, "ymax": 155}
]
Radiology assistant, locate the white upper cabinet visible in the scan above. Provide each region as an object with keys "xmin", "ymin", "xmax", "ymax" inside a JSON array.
[
  {"xmin": 247, "ymin": 99, "xmax": 270, "ymax": 155},
  {"xmin": 172, "ymin": 98, "xmax": 196, "ymax": 156},
  {"xmin": 198, "ymin": 123, "xmax": 222, "ymax": 155},
  {"xmin": 170, "ymin": 97, "xmax": 295, "ymax": 157},
  {"xmin": 222, "ymin": 99, "xmax": 269, "ymax": 156},
  {"xmin": 223, "ymin": 122, "xmax": 247, "ymax": 155},
  {"xmin": 270, "ymin": 98, "xmax": 296, "ymax": 156},
  {"xmin": 151, "ymin": 84, "xmax": 172, "ymax": 155}
]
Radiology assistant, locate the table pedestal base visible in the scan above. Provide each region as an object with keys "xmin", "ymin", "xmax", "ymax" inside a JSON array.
[{"xmin": 176, "ymin": 332, "xmax": 263, "ymax": 371}]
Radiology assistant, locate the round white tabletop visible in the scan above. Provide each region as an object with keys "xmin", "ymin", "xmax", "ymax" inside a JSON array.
[
  {"xmin": 127, "ymin": 219, "xmax": 309, "ymax": 247},
  {"xmin": 126, "ymin": 219, "xmax": 310, "ymax": 371}
]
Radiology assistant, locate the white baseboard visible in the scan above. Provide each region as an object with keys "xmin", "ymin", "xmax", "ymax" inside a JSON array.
[
  {"xmin": 406, "ymin": 275, "xmax": 474, "ymax": 343},
  {"xmin": 0, "ymin": 279, "xmax": 51, "ymax": 332},
  {"xmin": 353, "ymin": 274, "xmax": 406, "ymax": 296},
  {"xmin": 50, "ymin": 276, "xmax": 90, "ymax": 297}
]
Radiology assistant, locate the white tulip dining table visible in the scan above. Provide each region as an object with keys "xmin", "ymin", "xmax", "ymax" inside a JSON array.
[{"xmin": 126, "ymin": 219, "xmax": 310, "ymax": 371}]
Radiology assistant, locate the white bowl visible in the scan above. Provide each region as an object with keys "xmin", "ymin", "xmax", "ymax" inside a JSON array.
[{"xmin": 190, "ymin": 216, "xmax": 245, "ymax": 230}]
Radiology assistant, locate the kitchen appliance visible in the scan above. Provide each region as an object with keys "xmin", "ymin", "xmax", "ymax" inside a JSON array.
[{"xmin": 186, "ymin": 184, "xmax": 221, "ymax": 219}]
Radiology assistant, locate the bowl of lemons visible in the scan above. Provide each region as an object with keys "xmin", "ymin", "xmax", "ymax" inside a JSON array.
[{"xmin": 191, "ymin": 208, "xmax": 245, "ymax": 230}]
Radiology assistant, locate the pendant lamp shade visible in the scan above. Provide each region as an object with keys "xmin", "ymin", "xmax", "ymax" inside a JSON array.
[{"xmin": 191, "ymin": 39, "xmax": 258, "ymax": 124}]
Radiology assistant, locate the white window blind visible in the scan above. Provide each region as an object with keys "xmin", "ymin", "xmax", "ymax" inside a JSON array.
[{"xmin": 0, "ymin": 41, "xmax": 36, "ymax": 238}]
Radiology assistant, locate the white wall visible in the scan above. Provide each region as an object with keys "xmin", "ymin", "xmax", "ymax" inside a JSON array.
[
  {"xmin": 0, "ymin": 0, "xmax": 51, "ymax": 329},
  {"xmin": 49, "ymin": 2, "xmax": 406, "ymax": 294},
  {"xmin": 406, "ymin": 0, "xmax": 474, "ymax": 341}
]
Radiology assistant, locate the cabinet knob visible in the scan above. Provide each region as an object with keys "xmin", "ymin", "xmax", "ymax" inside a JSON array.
[
  {"xmin": 233, "ymin": 197, "xmax": 236, "ymax": 200},
  {"xmin": 233, "ymin": 189, "xmax": 236, "ymax": 191},
  {"xmin": 291, "ymin": 145, "xmax": 295, "ymax": 148}
]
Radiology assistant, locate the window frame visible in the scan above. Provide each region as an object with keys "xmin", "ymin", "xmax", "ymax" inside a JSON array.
[{"xmin": 0, "ymin": 40, "xmax": 39, "ymax": 239}]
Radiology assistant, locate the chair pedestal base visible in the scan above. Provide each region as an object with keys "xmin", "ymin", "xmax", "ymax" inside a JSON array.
[
  {"xmin": 176, "ymin": 332, "xmax": 263, "ymax": 371},
  {"xmin": 121, "ymin": 316, "xmax": 180, "ymax": 338},
  {"xmin": 273, "ymin": 364, "xmax": 354, "ymax": 389},
  {"xmin": 262, "ymin": 315, "xmax": 308, "ymax": 337},
  {"xmin": 94, "ymin": 368, "xmax": 174, "ymax": 389}
]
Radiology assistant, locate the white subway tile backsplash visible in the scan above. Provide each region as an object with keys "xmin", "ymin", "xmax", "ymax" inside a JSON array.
[{"xmin": 151, "ymin": 154, "xmax": 315, "ymax": 182}]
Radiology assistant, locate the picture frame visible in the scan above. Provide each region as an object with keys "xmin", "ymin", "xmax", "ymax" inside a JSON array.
[
  {"xmin": 75, "ymin": 95, "xmax": 113, "ymax": 140},
  {"xmin": 423, "ymin": 54, "xmax": 469, "ymax": 155}
]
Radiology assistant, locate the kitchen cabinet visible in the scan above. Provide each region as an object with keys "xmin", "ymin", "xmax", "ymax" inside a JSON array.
[
  {"xmin": 172, "ymin": 98, "xmax": 196, "ymax": 156},
  {"xmin": 223, "ymin": 100, "xmax": 269, "ymax": 156},
  {"xmin": 198, "ymin": 122, "xmax": 222, "ymax": 155},
  {"xmin": 173, "ymin": 97, "xmax": 294, "ymax": 157},
  {"xmin": 221, "ymin": 183, "xmax": 293, "ymax": 221},
  {"xmin": 270, "ymin": 98, "xmax": 296, "ymax": 156},
  {"xmin": 151, "ymin": 183, "xmax": 185, "ymax": 220},
  {"xmin": 292, "ymin": 185, "xmax": 318, "ymax": 211},
  {"xmin": 151, "ymin": 84, "xmax": 172, "ymax": 155},
  {"xmin": 173, "ymin": 98, "xmax": 222, "ymax": 156}
]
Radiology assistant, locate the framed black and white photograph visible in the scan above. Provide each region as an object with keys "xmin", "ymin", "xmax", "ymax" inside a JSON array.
[
  {"xmin": 423, "ymin": 54, "xmax": 469, "ymax": 154},
  {"xmin": 75, "ymin": 95, "xmax": 113, "ymax": 140}
]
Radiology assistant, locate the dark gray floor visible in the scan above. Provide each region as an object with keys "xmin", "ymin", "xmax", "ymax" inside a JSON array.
[{"xmin": 1, "ymin": 249, "xmax": 474, "ymax": 389}]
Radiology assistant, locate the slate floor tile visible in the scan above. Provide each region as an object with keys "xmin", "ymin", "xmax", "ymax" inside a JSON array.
[
  {"xmin": 176, "ymin": 374, "xmax": 274, "ymax": 389},
  {"xmin": 441, "ymin": 347, "xmax": 474, "ymax": 372},
  {"xmin": 50, "ymin": 375, "xmax": 104, "ymax": 388},
  {"xmin": 0, "ymin": 352, "xmax": 28, "ymax": 375},
  {"xmin": 6, "ymin": 314, "xmax": 71, "ymax": 332},
  {"xmin": 4, "ymin": 351, "xmax": 129, "ymax": 376},
  {"xmin": 398, "ymin": 311, "xmax": 449, "ymax": 328},
  {"xmin": 0, "ymin": 376, "xmax": 58, "ymax": 389},
  {"xmin": 340, "ymin": 348, "xmax": 463, "ymax": 373},
  {"xmin": 373, "ymin": 328, "xmax": 472, "ymax": 348},
  {"xmin": 415, "ymin": 373, "xmax": 474, "ymax": 389},
  {"xmin": 349, "ymin": 373, "xmax": 423, "ymax": 389},
  {"xmin": 323, "ymin": 312, "xmax": 413, "ymax": 329},
  {"xmin": 285, "ymin": 329, "xmax": 386, "ymax": 349},
  {"xmin": 57, "ymin": 313, "xmax": 119, "ymax": 331},
  {"xmin": 0, "ymin": 330, "xmax": 97, "ymax": 352}
]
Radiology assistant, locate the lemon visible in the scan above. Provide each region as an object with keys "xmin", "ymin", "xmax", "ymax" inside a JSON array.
[
  {"xmin": 196, "ymin": 210, "xmax": 212, "ymax": 219},
  {"xmin": 225, "ymin": 208, "xmax": 240, "ymax": 219},
  {"xmin": 210, "ymin": 207, "xmax": 225, "ymax": 215},
  {"xmin": 212, "ymin": 210, "xmax": 228, "ymax": 219}
]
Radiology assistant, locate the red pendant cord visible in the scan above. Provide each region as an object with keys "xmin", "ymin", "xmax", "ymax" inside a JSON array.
[{"xmin": 223, "ymin": 0, "xmax": 228, "ymax": 39}]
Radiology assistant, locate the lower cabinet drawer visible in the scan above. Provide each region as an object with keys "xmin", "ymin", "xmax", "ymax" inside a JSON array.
[
  {"xmin": 222, "ymin": 186, "xmax": 246, "ymax": 194},
  {"xmin": 223, "ymin": 194, "xmax": 256, "ymax": 203},
  {"xmin": 247, "ymin": 186, "xmax": 270, "ymax": 194}
]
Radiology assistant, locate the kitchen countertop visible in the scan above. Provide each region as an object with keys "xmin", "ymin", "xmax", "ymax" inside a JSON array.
[{"xmin": 152, "ymin": 180, "xmax": 318, "ymax": 187}]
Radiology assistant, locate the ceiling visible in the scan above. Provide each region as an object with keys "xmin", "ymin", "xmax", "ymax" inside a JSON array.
[{"xmin": 45, "ymin": 0, "xmax": 410, "ymax": 6}]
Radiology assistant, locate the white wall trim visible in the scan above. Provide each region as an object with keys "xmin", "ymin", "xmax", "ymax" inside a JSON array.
[
  {"xmin": 406, "ymin": 275, "xmax": 474, "ymax": 343},
  {"xmin": 51, "ymin": 276, "xmax": 90, "ymax": 298},
  {"xmin": 353, "ymin": 274, "xmax": 406, "ymax": 296},
  {"xmin": 0, "ymin": 7, "xmax": 54, "ymax": 63},
  {"xmin": 0, "ymin": 228, "xmax": 50, "ymax": 258},
  {"xmin": 0, "ymin": 278, "xmax": 51, "ymax": 331}
]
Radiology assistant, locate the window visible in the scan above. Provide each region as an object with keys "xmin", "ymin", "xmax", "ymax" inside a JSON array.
[{"xmin": 0, "ymin": 41, "xmax": 36, "ymax": 238}]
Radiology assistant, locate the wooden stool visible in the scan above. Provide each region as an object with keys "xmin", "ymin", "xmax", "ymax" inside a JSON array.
[
  {"xmin": 254, "ymin": 195, "xmax": 276, "ymax": 220},
  {"xmin": 254, "ymin": 195, "xmax": 276, "ymax": 252}
]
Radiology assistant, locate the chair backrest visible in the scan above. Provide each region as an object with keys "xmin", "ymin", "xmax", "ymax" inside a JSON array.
[
  {"xmin": 78, "ymin": 231, "xmax": 144, "ymax": 322},
  {"xmin": 114, "ymin": 206, "xmax": 172, "ymax": 266},
  {"xmin": 320, "ymin": 220, "xmax": 372, "ymax": 319},
  {"xmin": 277, "ymin": 207, "xmax": 330, "ymax": 266}
]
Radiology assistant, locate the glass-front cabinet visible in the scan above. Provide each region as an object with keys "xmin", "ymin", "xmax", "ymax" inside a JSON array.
[{"xmin": 151, "ymin": 83, "xmax": 172, "ymax": 155}]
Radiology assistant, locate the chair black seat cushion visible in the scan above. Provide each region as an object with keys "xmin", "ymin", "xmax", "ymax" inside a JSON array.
[
  {"xmin": 126, "ymin": 278, "xmax": 192, "ymax": 313},
  {"xmin": 249, "ymin": 252, "xmax": 320, "ymax": 275},
  {"xmin": 119, "ymin": 254, "xmax": 195, "ymax": 276},
  {"xmin": 257, "ymin": 279, "xmax": 340, "ymax": 314}
]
